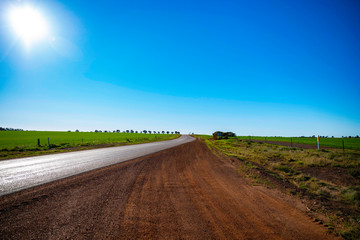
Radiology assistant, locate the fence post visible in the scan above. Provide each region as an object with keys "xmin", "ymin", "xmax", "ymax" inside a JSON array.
[{"xmin": 37, "ymin": 139, "xmax": 40, "ymax": 147}]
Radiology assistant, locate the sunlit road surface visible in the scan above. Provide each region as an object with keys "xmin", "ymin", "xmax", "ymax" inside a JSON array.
[{"xmin": 0, "ymin": 135, "xmax": 195, "ymax": 196}]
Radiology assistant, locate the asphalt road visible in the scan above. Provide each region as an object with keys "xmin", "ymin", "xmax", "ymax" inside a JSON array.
[{"xmin": 0, "ymin": 135, "xmax": 194, "ymax": 196}]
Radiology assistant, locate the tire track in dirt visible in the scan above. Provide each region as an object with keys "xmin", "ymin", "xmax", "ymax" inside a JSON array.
[{"xmin": 0, "ymin": 140, "xmax": 338, "ymax": 239}]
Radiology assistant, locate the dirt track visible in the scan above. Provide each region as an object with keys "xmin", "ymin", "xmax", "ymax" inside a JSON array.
[{"xmin": 0, "ymin": 140, "xmax": 337, "ymax": 239}]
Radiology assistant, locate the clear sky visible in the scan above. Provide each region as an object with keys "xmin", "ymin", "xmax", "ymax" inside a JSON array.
[{"xmin": 0, "ymin": 0, "xmax": 359, "ymax": 136}]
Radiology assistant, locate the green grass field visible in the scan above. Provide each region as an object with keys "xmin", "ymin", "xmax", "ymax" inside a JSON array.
[
  {"xmin": 0, "ymin": 131, "xmax": 179, "ymax": 160},
  {"xmin": 0, "ymin": 131, "xmax": 178, "ymax": 149},
  {"xmin": 237, "ymin": 136, "xmax": 360, "ymax": 150}
]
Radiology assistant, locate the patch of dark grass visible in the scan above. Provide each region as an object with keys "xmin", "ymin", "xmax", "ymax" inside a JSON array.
[
  {"xmin": 272, "ymin": 153, "xmax": 282, "ymax": 158},
  {"xmin": 316, "ymin": 181, "xmax": 328, "ymax": 187},
  {"xmin": 275, "ymin": 165, "xmax": 295, "ymax": 174},
  {"xmin": 48, "ymin": 144, "xmax": 59, "ymax": 149},
  {"xmin": 348, "ymin": 169, "xmax": 360, "ymax": 179},
  {"xmin": 342, "ymin": 187, "xmax": 360, "ymax": 206},
  {"xmin": 288, "ymin": 147, "xmax": 298, "ymax": 151},
  {"xmin": 245, "ymin": 161, "xmax": 258, "ymax": 169},
  {"xmin": 303, "ymin": 176, "xmax": 311, "ymax": 181},
  {"xmin": 340, "ymin": 228, "xmax": 360, "ymax": 240},
  {"xmin": 318, "ymin": 190, "xmax": 331, "ymax": 199}
]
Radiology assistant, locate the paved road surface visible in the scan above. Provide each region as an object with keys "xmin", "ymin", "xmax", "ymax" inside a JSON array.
[{"xmin": 0, "ymin": 135, "xmax": 194, "ymax": 196}]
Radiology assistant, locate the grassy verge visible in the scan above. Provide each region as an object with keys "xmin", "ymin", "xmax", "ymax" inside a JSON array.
[
  {"xmin": 237, "ymin": 136, "xmax": 360, "ymax": 150},
  {"xmin": 199, "ymin": 135, "xmax": 360, "ymax": 240},
  {"xmin": 0, "ymin": 131, "xmax": 180, "ymax": 160}
]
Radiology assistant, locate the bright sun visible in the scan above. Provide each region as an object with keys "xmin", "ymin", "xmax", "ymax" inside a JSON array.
[{"xmin": 8, "ymin": 6, "xmax": 49, "ymax": 46}]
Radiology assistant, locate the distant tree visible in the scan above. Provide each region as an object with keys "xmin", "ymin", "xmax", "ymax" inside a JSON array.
[
  {"xmin": 130, "ymin": 130, "xmax": 134, "ymax": 133},
  {"xmin": 135, "ymin": 131, "xmax": 138, "ymax": 133},
  {"xmin": 116, "ymin": 130, "xmax": 120, "ymax": 133},
  {"xmin": 171, "ymin": 132, "xmax": 174, "ymax": 134},
  {"xmin": 162, "ymin": 131, "xmax": 165, "ymax": 134},
  {"xmin": 349, "ymin": 136, "xmax": 352, "ymax": 138},
  {"xmin": 104, "ymin": 130, "xmax": 108, "ymax": 133},
  {"xmin": 126, "ymin": 130, "xmax": 129, "ymax": 133},
  {"xmin": 75, "ymin": 129, "xmax": 79, "ymax": 132},
  {"xmin": 166, "ymin": 131, "xmax": 169, "ymax": 134},
  {"xmin": 356, "ymin": 135, "xmax": 359, "ymax": 138},
  {"xmin": 68, "ymin": 130, "xmax": 71, "ymax": 132},
  {"xmin": 143, "ymin": 130, "xmax": 147, "ymax": 134},
  {"xmin": 149, "ymin": 131, "xmax": 152, "ymax": 134},
  {"xmin": 212, "ymin": 131, "xmax": 236, "ymax": 140},
  {"xmin": 225, "ymin": 132, "xmax": 236, "ymax": 137},
  {"xmin": 95, "ymin": 130, "xmax": 98, "ymax": 132}
]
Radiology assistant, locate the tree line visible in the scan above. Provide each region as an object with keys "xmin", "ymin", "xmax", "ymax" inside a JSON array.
[
  {"xmin": 93, "ymin": 129, "xmax": 180, "ymax": 134},
  {"xmin": 0, "ymin": 127, "xmax": 24, "ymax": 131},
  {"xmin": 0, "ymin": 127, "xmax": 180, "ymax": 134}
]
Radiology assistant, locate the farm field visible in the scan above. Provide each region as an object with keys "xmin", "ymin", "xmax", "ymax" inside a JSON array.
[
  {"xmin": 237, "ymin": 136, "xmax": 360, "ymax": 150},
  {"xmin": 0, "ymin": 131, "xmax": 179, "ymax": 160},
  {"xmin": 199, "ymin": 135, "xmax": 360, "ymax": 239}
]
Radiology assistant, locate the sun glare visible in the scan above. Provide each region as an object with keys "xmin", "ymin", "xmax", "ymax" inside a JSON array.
[{"xmin": 8, "ymin": 6, "xmax": 49, "ymax": 46}]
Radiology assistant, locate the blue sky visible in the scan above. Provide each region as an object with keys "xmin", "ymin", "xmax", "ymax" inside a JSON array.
[{"xmin": 0, "ymin": 0, "xmax": 359, "ymax": 136}]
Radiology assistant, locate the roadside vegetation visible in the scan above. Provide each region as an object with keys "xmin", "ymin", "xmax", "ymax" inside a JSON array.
[
  {"xmin": 238, "ymin": 136, "xmax": 360, "ymax": 150},
  {"xmin": 198, "ymin": 135, "xmax": 360, "ymax": 240},
  {"xmin": 0, "ymin": 131, "xmax": 179, "ymax": 160}
]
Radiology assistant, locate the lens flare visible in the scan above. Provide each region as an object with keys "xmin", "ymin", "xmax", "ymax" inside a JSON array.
[{"xmin": 8, "ymin": 6, "xmax": 48, "ymax": 46}]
